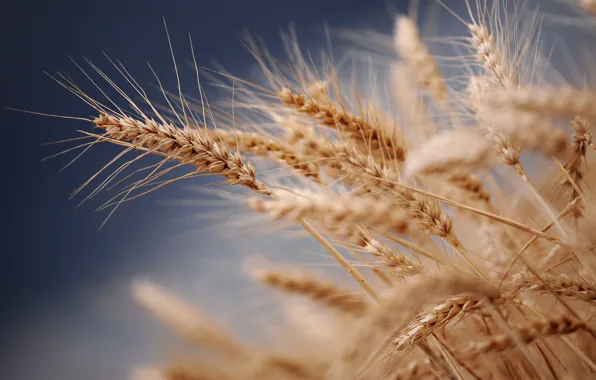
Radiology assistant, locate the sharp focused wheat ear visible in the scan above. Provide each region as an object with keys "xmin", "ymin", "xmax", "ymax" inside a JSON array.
[
  {"xmin": 468, "ymin": 23, "xmax": 514, "ymax": 86},
  {"xmin": 278, "ymin": 88, "xmax": 407, "ymax": 162},
  {"xmin": 341, "ymin": 152, "xmax": 458, "ymax": 245},
  {"xmin": 361, "ymin": 236, "xmax": 423, "ymax": 277},
  {"xmin": 206, "ymin": 129, "xmax": 322, "ymax": 183},
  {"xmin": 94, "ymin": 114, "xmax": 270, "ymax": 195},
  {"xmin": 392, "ymin": 293, "xmax": 503, "ymax": 351}
]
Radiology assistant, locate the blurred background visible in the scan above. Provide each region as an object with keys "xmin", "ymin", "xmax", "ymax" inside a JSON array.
[{"xmin": 1, "ymin": 0, "xmax": 592, "ymax": 379}]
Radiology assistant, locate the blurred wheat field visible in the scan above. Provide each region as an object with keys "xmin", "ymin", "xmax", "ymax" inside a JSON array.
[{"xmin": 42, "ymin": 0, "xmax": 596, "ymax": 378}]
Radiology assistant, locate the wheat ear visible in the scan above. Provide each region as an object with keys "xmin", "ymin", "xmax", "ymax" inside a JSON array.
[
  {"xmin": 252, "ymin": 267, "xmax": 370, "ymax": 315},
  {"xmin": 459, "ymin": 316, "xmax": 588, "ymax": 356},
  {"xmin": 490, "ymin": 86, "xmax": 596, "ymax": 121},
  {"xmin": 392, "ymin": 293, "xmax": 502, "ymax": 351},
  {"xmin": 207, "ymin": 128, "xmax": 322, "ymax": 183},
  {"xmin": 468, "ymin": 76, "xmax": 524, "ymax": 172},
  {"xmin": 248, "ymin": 190, "xmax": 409, "ymax": 237},
  {"xmin": 343, "ymin": 152, "xmax": 458, "ymax": 245},
  {"xmin": 94, "ymin": 114, "xmax": 270, "ymax": 195},
  {"xmin": 481, "ymin": 107, "xmax": 572, "ymax": 159},
  {"xmin": 579, "ymin": 0, "xmax": 596, "ymax": 13},
  {"xmin": 513, "ymin": 273, "xmax": 596, "ymax": 301},
  {"xmin": 132, "ymin": 281, "xmax": 247, "ymax": 358},
  {"xmin": 328, "ymin": 273, "xmax": 499, "ymax": 380},
  {"xmin": 446, "ymin": 172, "xmax": 491, "ymax": 203},
  {"xmin": 361, "ymin": 235, "xmax": 423, "ymax": 277},
  {"xmin": 394, "ymin": 16, "xmax": 446, "ymax": 101},
  {"xmin": 279, "ymin": 88, "xmax": 407, "ymax": 161},
  {"xmin": 561, "ymin": 116, "xmax": 592, "ymax": 216},
  {"xmin": 403, "ymin": 130, "xmax": 494, "ymax": 178}
]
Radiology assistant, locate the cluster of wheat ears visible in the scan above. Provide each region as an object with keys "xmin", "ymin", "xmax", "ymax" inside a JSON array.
[{"xmin": 41, "ymin": 0, "xmax": 596, "ymax": 378}]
